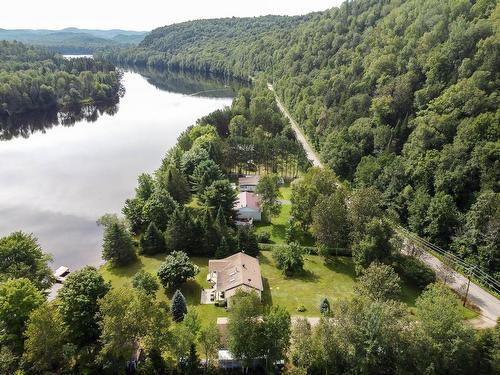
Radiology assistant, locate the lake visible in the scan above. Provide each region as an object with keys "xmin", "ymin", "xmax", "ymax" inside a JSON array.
[{"xmin": 0, "ymin": 68, "xmax": 238, "ymax": 272}]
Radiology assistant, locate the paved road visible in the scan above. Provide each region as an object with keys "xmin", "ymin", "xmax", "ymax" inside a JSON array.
[
  {"xmin": 268, "ymin": 83, "xmax": 323, "ymax": 168},
  {"xmin": 404, "ymin": 243, "xmax": 500, "ymax": 328},
  {"xmin": 268, "ymin": 82, "xmax": 500, "ymax": 328}
]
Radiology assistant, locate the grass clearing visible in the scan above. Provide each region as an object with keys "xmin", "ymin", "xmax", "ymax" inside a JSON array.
[
  {"xmin": 100, "ymin": 255, "xmax": 227, "ymax": 327},
  {"xmin": 100, "ymin": 251, "xmax": 477, "ymax": 326}
]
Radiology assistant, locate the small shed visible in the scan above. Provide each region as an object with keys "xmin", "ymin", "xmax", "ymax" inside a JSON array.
[{"xmin": 238, "ymin": 175, "xmax": 260, "ymax": 192}]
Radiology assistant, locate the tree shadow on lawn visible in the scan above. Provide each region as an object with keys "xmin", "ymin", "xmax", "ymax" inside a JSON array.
[
  {"xmin": 164, "ymin": 278, "xmax": 204, "ymax": 306},
  {"xmin": 105, "ymin": 257, "xmax": 147, "ymax": 278},
  {"xmin": 323, "ymin": 256, "xmax": 357, "ymax": 278},
  {"xmin": 261, "ymin": 277, "xmax": 273, "ymax": 310},
  {"xmin": 292, "ymin": 268, "xmax": 320, "ymax": 282},
  {"xmin": 259, "ymin": 253, "xmax": 272, "ymax": 265}
]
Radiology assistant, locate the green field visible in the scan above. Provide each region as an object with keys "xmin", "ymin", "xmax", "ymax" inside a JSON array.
[
  {"xmin": 101, "ymin": 256, "xmax": 228, "ymax": 326},
  {"xmin": 100, "ymin": 250, "xmax": 477, "ymax": 326},
  {"xmin": 254, "ymin": 185, "xmax": 315, "ymax": 246}
]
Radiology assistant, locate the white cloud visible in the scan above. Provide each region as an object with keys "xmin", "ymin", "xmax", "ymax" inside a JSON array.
[{"xmin": 1, "ymin": 0, "xmax": 344, "ymax": 31}]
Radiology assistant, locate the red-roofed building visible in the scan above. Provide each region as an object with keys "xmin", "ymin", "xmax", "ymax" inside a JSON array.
[{"xmin": 234, "ymin": 192, "xmax": 262, "ymax": 221}]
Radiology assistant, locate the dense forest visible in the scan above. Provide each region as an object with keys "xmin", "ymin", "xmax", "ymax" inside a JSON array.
[
  {"xmin": 0, "ymin": 41, "xmax": 123, "ymax": 116},
  {"xmin": 96, "ymin": 15, "xmax": 306, "ymax": 74},
  {"xmin": 98, "ymin": 0, "xmax": 500, "ymax": 279},
  {"xmin": 1, "ymin": 81, "xmax": 498, "ymax": 374}
]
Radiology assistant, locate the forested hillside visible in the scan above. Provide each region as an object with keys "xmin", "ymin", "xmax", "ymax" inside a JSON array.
[
  {"xmin": 96, "ymin": 15, "xmax": 306, "ymax": 73},
  {"xmin": 0, "ymin": 41, "xmax": 123, "ymax": 116},
  {"xmin": 99, "ymin": 0, "xmax": 500, "ymax": 279}
]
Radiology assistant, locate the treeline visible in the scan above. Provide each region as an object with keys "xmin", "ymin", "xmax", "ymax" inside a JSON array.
[
  {"xmin": 105, "ymin": 81, "xmax": 308, "ymax": 265},
  {"xmin": 94, "ymin": 15, "xmax": 305, "ymax": 76},
  {"xmin": 0, "ymin": 41, "xmax": 123, "ymax": 116},
  {"xmin": 97, "ymin": 0, "xmax": 499, "ymax": 278},
  {"xmin": 1, "ymin": 231, "xmax": 499, "ymax": 375}
]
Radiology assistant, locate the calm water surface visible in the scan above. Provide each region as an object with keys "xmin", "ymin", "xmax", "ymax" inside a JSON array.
[{"xmin": 0, "ymin": 69, "xmax": 236, "ymax": 271}]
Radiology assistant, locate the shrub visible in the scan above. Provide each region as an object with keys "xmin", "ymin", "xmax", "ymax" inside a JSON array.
[
  {"xmin": 157, "ymin": 251, "xmax": 199, "ymax": 289},
  {"xmin": 256, "ymin": 231, "xmax": 271, "ymax": 243},
  {"xmin": 393, "ymin": 255, "xmax": 436, "ymax": 289},
  {"xmin": 297, "ymin": 305, "xmax": 306, "ymax": 312},
  {"xmin": 132, "ymin": 270, "xmax": 159, "ymax": 296},
  {"xmin": 320, "ymin": 298, "xmax": 330, "ymax": 315},
  {"xmin": 272, "ymin": 242, "xmax": 304, "ymax": 276}
]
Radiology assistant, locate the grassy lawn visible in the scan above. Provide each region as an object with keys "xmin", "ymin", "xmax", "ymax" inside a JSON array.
[
  {"xmin": 260, "ymin": 251, "xmax": 424, "ymax": 315},
  {"xmin": 254, "ymin": 204, "xmax": 291, "ymax": 245},
  {"xmin": 100, "ymin": 255, "xmax": 227, "ymax": 327},
  {"xmin": 279, "ymin": 185, "xmax": 292, "ymax": 201},
  {"xmin": 100, "ymin": 251, "xmax": 477, "ymax": 326}
]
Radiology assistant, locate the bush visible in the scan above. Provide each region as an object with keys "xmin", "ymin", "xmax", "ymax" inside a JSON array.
[
  {"xmin": 272, "ymin": 242, "xmax": 304, "ymax": 276},
  {"xmin": 256, "ymin": 231, "xmax": 271, "ymax": 243},
  {"xmin": 297, "ymin": 305, "xmax": 306, "ymax": 312},
  {"xmin": 132, "ymin": 270, "xmax": 159, "ymax": 296},
  {"xmin": 393, "ymin": 255, "xmax": 436, "ymax": 289},
  {"xmin": 157, "ymin": 251, "xmax": 199, "ymax": 289},
  {"xmin": 214, "ymin": 300, "xmax": 227, "ymax": 308},
  {"xmin": 320, "ymin": 298, "xmax": 330, "ymax": 315}
]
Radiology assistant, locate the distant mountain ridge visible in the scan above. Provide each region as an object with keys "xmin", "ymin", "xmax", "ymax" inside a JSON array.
[{"xmin": 0, "ymin": 27, "xmax": 149, "ymax": 53}]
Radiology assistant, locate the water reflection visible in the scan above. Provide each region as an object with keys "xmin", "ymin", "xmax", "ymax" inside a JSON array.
[
  {"xmin": 0, "ymin": 69, "xmax": 234, "ymax": 271},
  {"xmin": 0, "ymin": 67, "xmax": 243, "ymax": 141},
  {"xmin": 0, "ymin": 101, "xmax": 119, "ymax": 141},
  {"xmin": 132, "ymin": 66, "xmax": 246, "ymax": 98}
]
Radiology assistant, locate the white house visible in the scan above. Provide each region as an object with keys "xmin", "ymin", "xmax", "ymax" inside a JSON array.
[{"xmin": 234, "ymin": 192, "xmax": 261, "ymax": 222}]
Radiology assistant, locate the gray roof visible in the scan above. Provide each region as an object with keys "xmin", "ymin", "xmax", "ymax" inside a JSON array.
[
  {"xmin": 238, "ymin": 175, "xmax": 260, "ymax": 186},
  {"xmin": 209, "ymin": 252, "xmax": 264, "ymax": 293}
]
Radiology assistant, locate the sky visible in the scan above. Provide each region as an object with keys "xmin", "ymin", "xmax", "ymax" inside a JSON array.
[{"xmin": 1, "ymin": 0, "xmax": 344, "ymax": 31}]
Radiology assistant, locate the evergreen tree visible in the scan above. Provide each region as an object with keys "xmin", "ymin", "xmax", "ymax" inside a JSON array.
[
  {"xmin": 214, "ymin": 206, "xmax": 229, "ymax": 236},
  {"xmin": 215, "ymin": 236, "xmax": 231, "ymax": 259},
  {"xmin": 140, "ymin": 222, "xmax": 166, "ymax": 255},
  {"xmin": 200, "ymin": 209, "xmax": 220, "ymax": 257},
  {"xmin": 102, "ymin": 221, "xmax": 136, "ymax": 266},
  {"xmin": 184, "ymin": 343, "xmax": 200, "ymax": 374},
  {"xmin": 237, "ymin": 226, "xmax": 259, "ymax": 257},
  {"xmin": 171, "ymin": 289, "xmax": 188, "ymax": 322},
  {"xmin": 320, "ymin": 298, "xmax": 330, "ymax": 315},
  {"xmin": 201, "ymin": 180, "xmax": 238, "ymax": 221},
  {"xmin": 165, "ymin": 207, "xmax": 193, "ymax": 253},
  {"xmin": 191, "ymin": 159, "xmax": 224, "ymax": 196},
  {"xmin": 162, "ymin": 166, "xmax": 190, "ymax": 204}
]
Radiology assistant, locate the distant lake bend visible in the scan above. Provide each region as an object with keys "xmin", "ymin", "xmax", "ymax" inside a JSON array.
[{"xmin": 0, "ymin": 68, "xmax": 240, "ymax": 271}]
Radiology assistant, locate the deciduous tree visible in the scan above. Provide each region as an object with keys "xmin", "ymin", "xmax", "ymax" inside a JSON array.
[
  {"xmin": 0, "ymin": 231, "xmax": 53, "ymax": 291},
  {"xmin": 157, "ymin": 251, "xmax": 199, "ymax": 289}
]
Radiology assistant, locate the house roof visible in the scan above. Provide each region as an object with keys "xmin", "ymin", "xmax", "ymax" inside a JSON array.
[
  {"xmin": 209, "ymin": 252, "xmax": 264, "ymax": 293},
  {"xmin": 235, "ymin": 192, "xmax": 260, "ymax": 211},
  {"xmin": 238, "ymin": 175, "xmax": 260, "ymax": 186}
]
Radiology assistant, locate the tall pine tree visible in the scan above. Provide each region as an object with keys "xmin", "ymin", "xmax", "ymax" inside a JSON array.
[
  {"xmin": 102, "ymin": 222, "xmax": 136, "ymax": 266},
  {"xmin": 215, "ymin": 236, "xmax": 231, "ymax": 259},
  {"xmin": 140, "ymin": 222, "xmax": 166, "ymax": 255},
  {"xmin": 171, "ymin": 289, "xmax": 188, "ymax": 322}
]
